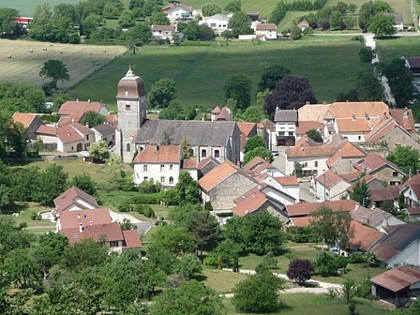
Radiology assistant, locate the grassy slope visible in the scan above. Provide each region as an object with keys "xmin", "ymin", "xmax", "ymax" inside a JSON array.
[
  {"xmin": 377, "ymin": 36, "xmax": 420, "ymax": 62},
  {"xmin": 224, "ymin": 293, "xmax": 392, "ymax": 315},
  {"xmin": 71, "ymin": 36, "xmax": 365, "ymax": 111},
  {"xmin": 1, "ymin": 0, "xmax": 82, "ymax": 17}
]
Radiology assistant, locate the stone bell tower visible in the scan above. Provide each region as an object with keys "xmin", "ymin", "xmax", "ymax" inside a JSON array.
[{"xmin": 115, "ymin": 67, "xmax": 147, "ymax": 163}]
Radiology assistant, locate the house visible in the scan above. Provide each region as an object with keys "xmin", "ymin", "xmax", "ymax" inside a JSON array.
[
  {"xmin": 12, "ymin": 112, "xmax": 43, "ymax": 139},
  {"xmin": 14, "ymin": 17, "xmax": 33, "ymax": 27},
  {"xmin": 345, "ymin": 174, "xmax": 387, "ymax": 195},
  {"xmin": 91, "ymin": 124, "xmax": 116, "ymax": 146},
  {"xmin": 57, "ymin": 207, "xmax": 141, "ymax": 252},
  {"xmin": 53, "ymin": 186, "xmax": 99, "ymax": 216},
  {"xmin": 274, "ymin": 108, "xmax": 298, "ymax": 146},
  {"xmin": 285, "ymin": 199, "xmax": 357, "ymax": 227},
  {"xmin": 298, "ymin": 20, "xmax": 310, "ymax": 31},
  {"xmin": 406, "ymin": 207, "xmax": 420, "ymax": 222},
  {"xmin": 389, "ymin": 108, "xmax": 416, "ymax": 133},
  {"xmin": 371, "ymin": 265, "xmax": 420, "ymax": 306},
  {"xmin": 211, "ymin": 106, "xmax": 232, "ymax": 121},
  {"xmin": 255, "ymin": 23, "xmax": 277, "ymax": 40},
  {"xmin": 243, "ymin": 156, "xmax": 282, "ymax": 178},
  {"xmin": 350, "ymin": 204, "xmax": 405, "ymax": 230},
  {"xmin": 115, "ymin": 68, "xmax": 240, "ymax": 164},
  {"xmin": 314, "ymin": 169, "xmax": 351, "ymax": 201},
  {"xmin": 334, "ymin": 115, "xmax": 377, "ymax": 143},
  {"xmin": 151, "ymin": 25, "xmax": 176, "ymax": 41},
  {"xmin": 264, "ymin": 176, "xmax": 300, "ymax": 202},
  {"xmin": 162, "ymin": 2, "xmax": 193, "ymax": 22},
  {"xmin": 371, "ymin": 223, "xmax": 420, "ymax": 267},
  {"xmin": 58, "ymin": 100, "xmax": 109, "ymax": 126},
  {"xmin": 385, "ymin": 12, "xmax": 404, "ymax": 31},
  {"xmin": 199, "ymin": 14, "xmax": 231, "ymax": 35},
  {"xmin": 353, "ymin": 153, "xmax": 406, "ymax": 186},
  {"xmin": 401, "ymin": 173, "xmax": 420, "ymax": 208},
  {"xmin": 326, "ymin": 140, "xmax": 366, "ymax": 174},
  {"xmin": 133, "ymin": 144, "xmax": 184, "ymax": 187},
  {"xmin": 369, "ymin": 185, "xmax": 401, "ymax": 209},
  {"xmin": 349, "ymin": 220, "xmax": 385, "ymax": 252},
  {"xmin": 295, "ymin": 121, "xmax": 324, "ymax": 141},
  {"xmin": 197, "ymin": 156, "xmax": 220, "ymax": 178},
  {"xmin": 198, "ymin": 160, "xmax": 256, "ymax": 210},
  {"xmin": 237, "ymin": 121, "xmax": 257, "ymax": 161}
]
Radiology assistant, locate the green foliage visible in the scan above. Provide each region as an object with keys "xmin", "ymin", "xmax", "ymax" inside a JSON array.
[
  {"xmin": 269, "ymin": 1, "xmax": 287, "ymax": 24},
  {"xmin": 379, "ymin": 58, "xmax": 414, "ymax": 108},
  {"xmin": 39, "ymin": 59, "xmax": 70, "ymax": 89},
  {"xmin": 293, "ymin": 162, "xmax": 303, "ymax": 178},
  {"xmin": 183, "ymin": 21, "xmax": 216, "ymax": 41},
  {"xmin": 3, "ymin": 248, "xmax": 41, "ymax": 288},
  {"xmin": 358, "ymin": 0, "xmax": 393, "ymax": 30},
  {"xmin": 238, "ymin": 105, "xmax": 267, "ymax": 122},
  {"xmin": 0, "ymin": 82, "xmax": 46, "ymax": 113},
  {"xmin": 394, "ymin": 298, "xmax": 420, "ymax": 315},
  {"xmin": 229, "ymin": 11, "xmax": 253, "ymax": 36},
  {"xmin": 305, "ymin": 129, "xmax": 323, "ymax": 143},
  {"xmin": 80, "ymin": 111, "xmax": 106, "ymax": 127},
  {"xmin": 349, "ymin": 179, "xmax": 372, "ymax": 208},
  {"xmin": 118, "ymin": 10, "xmax": 135, "ymax": 28},
  {"xmin": 0, "ymin": 8, "xmax": 24, "ymax": 39},
  {"xmin": 387, "ymin": 145, "xmax": 420, "ymax": 175},
  {"xmin": 223, "ymin": 211, "xmax": 284, "ymax": 255},
  {"xmin": 223, "ymin": 74, "xmax": 252, "ymax": 110},
  {"xmin": 120, "ymin": 218, "xmax": 137, "ymax": 230},
  {"xmin": 121, "ymin": 23, "xmax": 152, "ymax": 47},
  {"xmin": 243, "ymin": 147, "xmax": 273, "ymax": 165},
  {"xmin": 291, "ymin": 25, "xmax": 302, "ymax": 40},
  {"xmin": 174, "ymin": 171, "xmax": 200, "ymax": 205},
  {"xmin": 314, "ymin": 250, "xmax": 347, "ymax": 276},
  {"xmin": 70, "ymin": 173, "xmax": 97, "ymax": 196},
  {"xmin": 61, "ymin": 238, "xmax": 109, "ymax": 271},
  {"xmin": 151, "ymin": 225, "xmax": 196, "ymax": 256},
  {"xmin": 287, "ymin": 258, "xmax": 314, "ymax": 284},
  {"xmin": 202, "ymin": 3, "xmax": 222, "ymax": 16},
  {"xmin": 148, "ymin": 79, "xmax": 177, "ymax": 108},
  {"xmin": 134, "ymin": 204, "xmax": 156, "ymax": 218},
  {"xmin": 150, "ymin": 280, "xmax": 225, "ymax": 315},
  {"xmin": 149, "ymin": 11, "xmax": 170, "ymax": 25},
  {"xmin": 89, "ymin": 140, "xmax": 110, "ymax": 162},
  {"xmin": 341, "ymin": 279, "xmax": 358, "ymax": 304},
  {"xmin": 310, "ymin": 206, "xmax": 353, "ymax": 249},
  {"xmin": 232, "ymin": 270, "xmax": 285, "ymax": 313},
  {"xmin": 355, "ymin": 70, "xmax": 384, "ymax": 101},
  {"xmin": 368, "ymin": 14, "xmax": 396, "ymax": 37},
  {"xmin": 225, "ymin": 0, "xmax": 242, "ymax": 12},
  {"xmin": 174, "ymin": 253, "xmax": 203, "ymax": 280},
  {"xmin": 287, "ymin": 226, "xmax": 316, "ymax": 243},
  {"xmin": 245, "ymin": 135, "xmax": 265, "ymax": 152},
  {"xmin": 138, "ymin": 178, "xmax": 161, "ymax": 193},
  {"xmin": 359, "ymin": 47, "xmax": 373, "ymax": 63},
  {"xmin": 34, "ymin": 232, "xmax": 69, "ymax": 278},
  {"xmin": 258, "ymin": 65, "xmax": 291, "ymax": 92},
  {"xmin": 35, "ymin": 164, "xmax": 68, "ymax": 206},
  {"xmin": 0, "ymin": 114, "xmax": 28, "ymax": 159}
]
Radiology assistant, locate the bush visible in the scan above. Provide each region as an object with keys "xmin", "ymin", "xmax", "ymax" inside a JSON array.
[
  {"xmin": 118, "ymin": 200, "xmax": 133, "ymax": 212},
  {"xmin": 314, "ymin": 250, "xmax": 347, "ymax": 276},
  {"xmin": 203, "ymin": 256, "xmax": 218, "ymax": 269},
  {"xmin": 30, "ymin": 211, "xmax": 38, "ymax": 221},
  {"xmin": 287, "ymin": 258, "xmax": 314, "ymax": 284},
  {"xmin": 204, "ymin": 201, "xmax": 213, "ymax": 211},
  {"xmin": 348, "ymin": 252, "xmax": 366, "ymax": 264},
  {"xmin": 132, "ymin": 193, "xmax": 162, "ymax": 205},
  {"xmin": 287, "ymin": 226, "xmax": 316, "ymax": 243},
  {"xmin": 359, "ymin": 47, "xmax": 373, "ymax": 63},
  {"xmin": 134, "ymin": 204, "xmax": 156, "ymax": 218}
]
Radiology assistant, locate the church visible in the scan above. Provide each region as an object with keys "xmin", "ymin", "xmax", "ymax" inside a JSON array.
[{"xmin": 115, "ymin": 67, "xmax": 240, "ymax": 164}]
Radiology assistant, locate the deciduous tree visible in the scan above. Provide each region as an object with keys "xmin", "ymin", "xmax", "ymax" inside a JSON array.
[
  {"xmin": 258, "ymin": 64, "xmax": 291, "ymax": 92},
  {"xmin": 229, "ymin": 11, "xmax": 252, "ymax": 36},
  {"xmin": 245, "ymin": 135, "xmax": 265, "ymax": 152},
  {"xmin": 243, "ymin": 147, "xmax": 273, "ymax": 165},
  {"xmin": 387, "ymin": 145, "xmax": 420, "ymax": 175},
  {"xmin": 80, "ymin": 110, "xmax": 106, "ymax": 127},
  {"xmin": 148, "ymin": 79, "xmax": 177, "ymax": 108},
  {"xmin": 89, "ymin": 140, "xmax": 110, "ymax": 162},
  {"xmin": 70, "ymin": 173, "xmax": 97, "ymax": 196},
  {"xmin": 202, "ymin": 3, "xmax": 222, "ymax": 16},
  {"xmin": 305, "ymin": 129, "xmax": 323, "ymax": 143},
  {"xmin": 349, "ymin": 179, "xmax": 372, "ymax": 207},
  {"xmin": 368, "ymin": 14, "xmax": 395, "ymax": 37},
  {"xmin": 39, "ymin": 60, "xmax": 70, "ymax": 89},
  {"xmin": 287, "ymin": 258, "xmax": 314, "ymax": 285},
  {"xmin": 223, "ymin": 74, "xmax": 252, "ymax": 110}
]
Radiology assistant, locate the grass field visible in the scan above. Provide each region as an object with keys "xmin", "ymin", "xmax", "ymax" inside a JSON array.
[
  {"xmin": 0, "ymin": 39, "xmax": 127, "ymax": 91},
  {"xmin": 71, "ymin": 36, "xmax": 366, "ymax": 111},
  {"xmin": 203, "ymin": 268, "xmax": 248, "ymax": 293},
  {"xmin": 278, "ymin": 11, "xmax": 315, "ymax": 31},
  {"xmin": 377, "ymin": 36, "xmax": 420, "ymax": 63},
  {"xmin": 223, "ymin": 294, "xmax": 393, "ymax": 315}
]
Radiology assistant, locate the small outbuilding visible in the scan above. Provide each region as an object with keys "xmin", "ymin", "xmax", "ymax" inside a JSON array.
[{"xmin": 371, "ymin": 265, "xmax": 420, "ymax": 306}]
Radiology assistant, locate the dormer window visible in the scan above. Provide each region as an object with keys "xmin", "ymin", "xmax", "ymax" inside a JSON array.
[{"xmin": 126, "ymin": 101, "xmax": 130, "ymax": 111}]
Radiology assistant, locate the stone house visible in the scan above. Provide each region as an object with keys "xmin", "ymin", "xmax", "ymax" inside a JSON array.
[
  {"xmin": 151, "ymin": 25, "xmax": 176, "ymax": 41},
  {"xmin": 314, "ymin": 169, "xmax": 351, "ymax": 201},
  {"xmin": 211, "ymin": 106, "xmax": 232, "ymax": 121},
  {"xmin": 58, "ymin": 100, "xmax": 109, "ymax": 126},
  {"xmin": 353, "ymin": 153, "xmax": 406, "ymax": 186},
  {"xmin": 91, "ymin": 124, "xmax": 116, "ymax": 146},
  {"xmin": 197, "ymin": 156, "xmax": 220, "ymax": 179},
  {"xmin": 53, "ymin": 186, "xmax": 99, "ymax": 217},
  {"xmin": 198, "ymin": 160, "xmax": 256, "ymax": 210},
  {"xmin": 263, "ymin": 176, "xmax": 300, "ymax": 202},
  {"xmin": 12, "ymin": 112, "xmax": 43, "ymax": 139},
  {"xmin": 401, "ymin": 173, "xmax": 420, "ymax": 207}
]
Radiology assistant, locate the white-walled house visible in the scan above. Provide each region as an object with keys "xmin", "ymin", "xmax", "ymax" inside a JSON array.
[
  {"xmin": 255, "ymin": 23, "xmax": 277, "ymax": 40},
  {"xmin": 151, "ymin": 25, "xmax": 176, "ymax": 41},
  {"xmin": 162, "ymin": 2, "xmax": 193, "ymax": 22},
  {"xmin": 133, "ymin": 144, "xmax": 181, "ymax": 187},
  {"xmin": 274, "ymin": 108, "xmax": 297, "ymax": 146},
  {"xmin": 314, "ymin": 169, "xmax": 351, "ymax": 201},
  {"xmin": 199, "ymin": 14, "xmax": 231, "ymax": 35}
]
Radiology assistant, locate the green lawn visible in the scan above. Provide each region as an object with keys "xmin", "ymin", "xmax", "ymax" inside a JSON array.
[
  {"xmin": 278, "ymin": 11, "xmax": 314, "ymax": 31},
  {"xmin": 223, "ymin": 293, "xmax": 393, "ymax": 315},
  {"xmin": 239, "ymin": 244, "xmax": 387, "ymax": 285},
  {"xmin": 203, "ymin": 268, "xmax": 248, "ymax": 294},
  {"xmin": 377, "ymin": 36, "xmax": 420, "ymax": 63},
  {"xmin": 71, "ymin": 36, "xmax": 366, "ymax": 111}
]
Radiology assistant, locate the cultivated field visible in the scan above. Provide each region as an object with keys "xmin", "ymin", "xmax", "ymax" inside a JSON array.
[
  {"xmin": 0, "ymin": 39, "xmax": 127, "ymax": 91},
  {"xmin": 71, "ymin": 36, "xmax": 367, "ymax": 110}
]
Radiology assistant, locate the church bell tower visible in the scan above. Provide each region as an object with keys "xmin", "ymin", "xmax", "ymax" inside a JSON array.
[{"xmin": 115, "ymin": 67, "xmax": 147, "ymax": 163}]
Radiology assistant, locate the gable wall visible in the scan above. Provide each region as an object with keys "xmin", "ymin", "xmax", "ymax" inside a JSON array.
[{"xmin": 387, "ymin": 240, "xmax": 420, "ymax": 268}]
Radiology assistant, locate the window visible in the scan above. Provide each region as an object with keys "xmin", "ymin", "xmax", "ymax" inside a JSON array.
[
  {"xmin": 110, "ymin": 241, "xmax": 119, "ymax": 247},
  {"xmin": 358, "ymin": 136, "xmax": 361, "ymax": 140},
  {"xmin": 126, "ymin": 143, "xmax": 130, "ymax": 152},
  {"xmin": 126, "ymin": 101, "xmax": 130, "ymax": 111},
  {"xmin": 201, "ymin": 149, "xmax": 207, "ymax": 158},
  {"xmin": 160, "ymin": 176, "xmax": 165, "ymax": 183},
  {"xmin": 86, "ymin": 135, "xmax": 89, "ymax": 140},
  {"xmin": 214, "ymin": 150, "xmax": 220, "ymax": 158},
  {"xmin": 169, "ymin": 176, "xmax": 174, "ymax": 185},
  {"xmin": 314, "ymin": 161, "xmax": 318, "ymax": 167},
  {"xmin": 392, "ymin": 171, "xmax": 399, "ymax": 177},
  {"xmin": 143, "ymin": 165, "xmax": 148, "ymax": 172},
  {"xmin": 169, "ymin": 165, "xmax": 173, "ymax": 170},
  {"xmin": 143, "ymin": 176, "xmax": 148, "ymax": 181},
  {"xmin": 71, "ymin": 146, "xmax": 74, "ymax": 150},
  {"xmin": 160, "ymin": 165, "xmax": 165, "ymax": 171}
]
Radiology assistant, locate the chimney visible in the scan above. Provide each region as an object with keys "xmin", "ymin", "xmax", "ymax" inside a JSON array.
[
  {"xmin": 365, "ymin": 112, "xmax": 370, "ymax": 121},
  {"xmin": 352, "ymin": 114, "xmax": 356, "ymax": 121},
  {"xmin": 76, "ymin": 99, "xmax": 79, "ymax": 102},
  {"xmin": 88, "ymin": 99, "xmax": 91, "ymax": 103},
  {"xmin": 79, "ymin": 223, "xmax": 83, "ymax": 233},
  {"xmin": 403, "ymin": 107, "xmax": 408, "ymax": 118},
  {"xmin": 77, "ymin": 213, "xmax": 80, "ymax": 219},
  {"xmin": 89, "ymin": 221, "xmax": 93, "ymax": 225},
  {"xmin": 72, "ymin": 117, "xmax": 75, "ymax": 123}
]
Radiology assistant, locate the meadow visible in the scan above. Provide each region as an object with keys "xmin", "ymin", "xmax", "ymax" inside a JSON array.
[
  {"xmin": 71, "ymin": 36, "xmax": 367, "ymax": 110},
  {"xmin": 0, "ymin": 39, "xmax": 127, "ymax": 91}
]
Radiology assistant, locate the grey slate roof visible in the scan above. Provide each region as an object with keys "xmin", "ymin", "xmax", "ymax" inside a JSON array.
[
  {"xmin": 274, "ymin": 109, "xmax": 298, "ymax": 122},
  {"xmin": 93, "ymin": 124, "xmax": 116, "ymax": 136},
  {"xmin": 135, "ymin": 119, "xmax": 237, "ymax": 147}
]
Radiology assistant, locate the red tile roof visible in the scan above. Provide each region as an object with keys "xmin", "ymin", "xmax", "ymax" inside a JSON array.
[
  {"xmin": 274, "ymin": 176, "xmax": 299, "ymax": 186},
  {"xmin": 315, "ymin": 170, "xmax": 346, "ymax": 189},
  {"xmin": 122, "ymin": 230, "xmax": 142, "ymax": 249},
  {"xmin": 353, "ymin": 153, "xmax": 404, "ymax": 175},
  {"xmin": 403, "ymin": 173, "xmax": 420, "ymax": 187},
  {"xmin": 329, "ymin": 102, "xmax": 389, "ymax": 119},
  {"xmin": 61, "ymin": 222, "xmax": 124, "ymax": 244},
  {"xmin": 335, "ymin": 117, "xmax": 371, "ymax": 132},
  {"xmin": 36, "ymin": 125, "xmax": 57, "ymax": 135},
  {"xmin": 256, "ymin": 23, "xmax": 277, "ymax": 31},
  {"xmin": 286, "ymin": 145, "xmax": 337, "ymax": 158},
  {"xmin": 162, "ymin": 2, "xmax": 192, "ymax": 13},
  {"xmin": 197, "ymin": 156, "xmax": 220, "ymax": 170},
  {"xmin": 56, "ymin": 123, "xmax": 91, "ymax": 144},
  {"xmin": 326, "ymin": 141, "xmax": 366, "ymax": 167},
  {"xmin": 237, "ymin": 122, "xmax": 256, "ymax": 137},
  {"xmin": 286, "ymin": 200, "xmax": 357, "ymax": 217},
  {"xmin": 12, "ymin": 112, "xmax": 37, "ymax": 128},
  {"xmin": 349, "ymin": 220, "xmax": 384, "ymax": 251},
  {"xmin": 54, "ymin": 186, "xmax": 99, "ymax": 213},
  {"xmin": 407, "ymin": 207, "xmax": 420, "ymax": 215},
  {"xmin": 389, "ymin": 108, "xmax": 416, "ymax": 133},
  {"xmin": 296, "ymin": 121, "xmax": 323, "ymax": 135},
  {"xmin": 59, "ymin": 208, "xmax": 113, "ymax": 230},
  {"xmin": 198, "ymin": 160, "xmax": 239, "ymax": 192},
  {"xmin": 371, "ymin": 265, "xmax": 420, "ymax": 292},
  {"xmin": 133, "ymin": 144, "xmax": 180, "ymax": 164},
  {"xmin": 182, "ymin": 158, "xmax": 198, "ymax": 169},
  {"xmin": 290, "ymin": 216, "xmax": 312, "ymax": 227},
  {"xmin": 59, "ymin": 101, "xmax": 103, "ymax": 115},
  {"xmin": 257, "ymin": 120, "xmax": 276, "ymax": 132},
  {"xmin": 231, "ymin": 186, "xmax": 268, "ymax": 216},
  {"xmin": 243, "ymin": 157, "xmax": 276, "ymax": 177}
]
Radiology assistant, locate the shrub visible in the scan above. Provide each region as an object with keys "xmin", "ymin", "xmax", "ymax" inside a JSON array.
[
  {"xmin": 359, "ymin": 47, "xmax": 373, "ymax": 63},
  {"xmin": 314, "ymin": 250, "xmax": 347, "ymax": 276},
  {"xmin": 287, "ymin": 258, "xmax": 314, "ymax": 284},
  {"xmin": 134, "ymin": 204, "xmax": 156, "ymax": 218},
  {"xmin": 118, "ymin": 200, "xmax": 133, "ymax": 212},
  {"xmin": 132, "ymin": 193, "xmax": 162, "ymax": 205},
  {"xmin": 348, "ymin": 252, "xmax": 366, "ymax": 264},
  {"xmin": 203, "ymin": 256, "xmax": 218, "ymax": 269},
  {"xmin": 30, "ymin": 211, "xmax": 38, "ymax": 220}
]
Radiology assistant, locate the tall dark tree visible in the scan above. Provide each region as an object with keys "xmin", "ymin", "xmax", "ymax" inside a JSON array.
[
  {"xmin": 258, "ymin": 64, "xmax": 291, "ymax": 92},
  {"xmin": 287, "ymin": 258, "xmax": 314, "ymax": 285},
  {"xmin": 265, "ymin": 75, "xmax": 316, "ymax": 119},
  {"xmin": 39, "ymin": 60, "xmax": 70, "ymax": 89},
  {"xmin": 80, "ymin": 111, "xmax": 106, "ymax": 127},
  {"xmin": 0, "ymin": 114, "xmax": 28, "ymax": 159},
  {"xmin": 0, "ymin": 8, "xmax": 24, "ymax": 38},
  {"xmin": 174, "ymin": 171, "xmax": 200, "ymax": 204},
  {"xmin": 356, "ymin": 70, "xmax": 383, "ymax": 101},
  {"xmin": 223, "ymin": 74, "xmax": 252, "ymax": 110},
  {"xmin": 349, "ymin": 179, "xmax": 372, "ymax": 208},
  {"xmin": 229, "ymin": 11, "xmax": 252, "ymax": 36},
  {"xmin": 148, "ymin": 79, "xmax": 177, "ymax": 108}
]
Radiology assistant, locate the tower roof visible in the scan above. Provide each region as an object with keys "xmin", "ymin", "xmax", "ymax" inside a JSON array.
[{"xmin": 116, "ymin": 67, "xmax": 145, "ymax": 100}]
